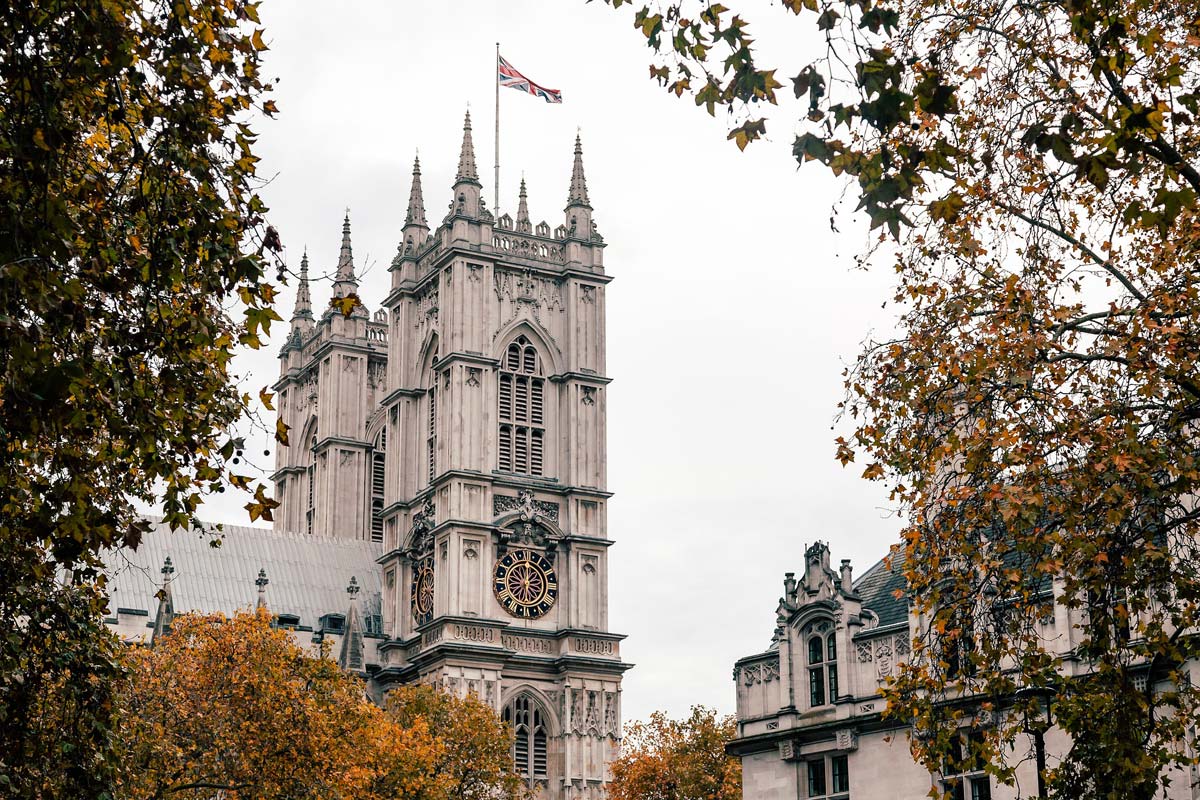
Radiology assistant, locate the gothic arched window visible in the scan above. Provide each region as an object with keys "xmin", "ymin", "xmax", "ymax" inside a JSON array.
[
  {"xmin": 369, "ymin": 427, "xmax": 386, "ymax": 543},
  {"xmin": 498, "ymin": 336, "xmax": 545, "ymax": 476},
  {"xmin": 426, "ymin": 349, "xmax": 438, "ymax": 487},
  {"xmin": 503, "ymin": 694, "xmax": 548, "ymax": 781},
  {"xmin": 306, "ymin": 427, "xmax": 317, "ymax": 537},
  {"xmin": 805, "ymin": 623, "xmax": 837, "ymax": 707}
]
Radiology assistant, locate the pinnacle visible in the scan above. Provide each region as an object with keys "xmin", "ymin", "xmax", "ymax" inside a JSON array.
[
  {"xmin": 335, "ymin": 211, "xmax": 355, "ymax": 285},
  {"xmin": 292, "ymin": 247, "xmax": 312, "ymax": 320},
  {"xmin": 455, "ymin": 109, "xmax": 479, "ymax": 183},
  {"xmin": 567, "ymin": 132, "xmax": 590, "ymax": 207},
  {"xmin": 405, "ymin": 152, "xmax": 427, "ymax": 228},
  {"xmin": 516, "ymin": 177, "xmax": 531, "ymax": 229}
]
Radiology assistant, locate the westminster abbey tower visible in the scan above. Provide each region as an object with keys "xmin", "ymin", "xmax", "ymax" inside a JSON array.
[{"xmin": 270, "ymin": 113, "xmax": 628, "ymax": 799}]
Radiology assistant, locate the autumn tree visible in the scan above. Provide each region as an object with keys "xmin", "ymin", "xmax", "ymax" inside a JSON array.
[
  {"xmin": 116, "ymin": 609, "xmax": 449, "ymax": 800},
  {"xmin": 602, "ymin": 0, "xmax": 1200, "ymax": 797},
  {"xmin": 1, "ymin": 2, "xmax": 281, "ymax": 795},
  {"xmin": 385, "ymin": 685, "xmax": 527, "ymax": 800},
  {"xmin": 608, "ymin": 706, "xmax": 740, "ymax": 800}
]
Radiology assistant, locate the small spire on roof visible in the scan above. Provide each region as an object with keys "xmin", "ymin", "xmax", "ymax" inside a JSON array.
[
  {"xmin": 255, "ymin": 567, "xmax": 269, "ymax": 610},
  {"xmin": 151, "ymin": 556, "xmax": 175, "ymax": 646}
]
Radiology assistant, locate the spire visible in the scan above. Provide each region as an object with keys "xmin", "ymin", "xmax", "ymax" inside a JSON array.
[
  {"xmin": 516, "ymin": 177, "xmax": 531, "ymax": 233},
  {"xmin": 455, "ymin": 110, "xmax": 479, "ymax": 184},
  {"xmin": 255, "ymin": 567, "xmax": 269, "ymax": 611},
  {"xmin": 339, "ymin": 576, "xmax": 365, "ymax": 672},
  {"xmin": 291, "ymin": 249, "xmax": 312, "ymax": 320},
  {"xmin": 335, "ymin": 211, "xmax": 355, "ymax": 284},
  {"xmin": 405, "ymin": 153, "xmax": 427, "ymax": 229},
  {"xmin": 567, "ymin": 132, "xmax": 590, "ymax": 208},
  {"xmin": 151, "ymin": 556, "xmax": 175, "ymax": 645}
]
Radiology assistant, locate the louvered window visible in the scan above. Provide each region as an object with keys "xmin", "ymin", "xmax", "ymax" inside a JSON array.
[
  {"xmin": 497, "ymin": 337, "xmax": 545, "ymax": 477},
  {"xmin": 426, "ymin": 352, "xmax": 438, "ymax": 486},
  {"xmin": 370, "ymin": 428, "xmax": 386, "ymax": 543},
  {"xmin": 503, "ymin": 694, "xmax": 548, "ymax": 781},
  {"xmin": 306, "ymin": 433, "xmax": 317, "ymax": 536}
]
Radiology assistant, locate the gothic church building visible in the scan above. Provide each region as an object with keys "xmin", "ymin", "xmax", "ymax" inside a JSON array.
[{"xmin": 103, "ymin": 114, "xmax": 628, "ymax": 800}]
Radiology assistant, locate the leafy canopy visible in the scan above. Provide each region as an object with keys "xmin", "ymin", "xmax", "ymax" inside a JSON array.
[
  {"xmin": 600, "ymin": 0, "xmax": 1200, "ymax": 796},
  {"xmin": 0, "ymin": 1, "xmax": 285, "ymax": 795},
  {"xmin": 608, "ymin": 706, "xmax": 741, "ymax": 800}
]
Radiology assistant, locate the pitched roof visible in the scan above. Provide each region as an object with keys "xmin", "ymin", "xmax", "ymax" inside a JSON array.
[
  {"xmin": 102, "ymin": 518, "xmax": 383, "ymax": 631},
  {"xmin": 853, "ymin": 546, "xmax": 909, "ymax": 628}
]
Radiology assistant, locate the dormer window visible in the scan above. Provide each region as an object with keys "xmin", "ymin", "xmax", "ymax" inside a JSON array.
[{"xmin": 805, "ymin": 623, "xmax": 838, "ymax": 707}]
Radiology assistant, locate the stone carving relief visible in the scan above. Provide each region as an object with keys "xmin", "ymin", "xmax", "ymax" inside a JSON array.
[
  {"xmin": 856, "ymin": 641, "xmax": 873, "ymax": 663},
  {"xmin": 466, "ymin": 367, "xmax": 481, "ymax": 388},
  {"xmin": 581, "ymin": 386, "xmax": 596, "ymax": 406},
  {"xmin": 735, "ymin": 660, "xmax": 780, "ymax": 686},
  {"xmin": 367, "ymin": 360, "xmax": 386, "ymax": 391},
  {"xmin": 413, "ymin": 284, "xmax": 439, "ymax": 329},
  {"xmin": 571, "ymin": 690, "xmax": 586, "ymax": 734},
  {"xmin": 875, "ymin": 641, "xmax": 893, "ymax": 679},
  {"xmin": 493, "ymin": 268, "xmax": 564, "ymax": 334},
  {"xmin": 581, "ymin": 285, "xmax": 596, "ymax": 304},
  {"xmin": 494, "ymin": 490, "xmax": 560, "ymax": 523},
  {"xmin": 603, "ymin": 691, "xmax": 618, "ymax": 735},
  {"xmin": 585, "ymin": 691, "xmax": 600, "ymax": 732}
]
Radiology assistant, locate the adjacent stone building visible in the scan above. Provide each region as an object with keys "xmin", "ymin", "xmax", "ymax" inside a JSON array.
[
  {"xmin": 729, "ymin": 542, "xmax": 1199, "ymax": 800},
  {"xmin": 104, "ymin": 114, "xmax": 629, "ymax": 800}
]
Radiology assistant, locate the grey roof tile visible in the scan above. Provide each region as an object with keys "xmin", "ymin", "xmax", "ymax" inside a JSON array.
[{"xmin": 102, "ymin": 519, "xmax": 382, "ymax": 631}]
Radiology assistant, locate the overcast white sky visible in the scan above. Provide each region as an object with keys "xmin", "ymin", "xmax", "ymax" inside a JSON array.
[{"xmin": 205, "ymin": 0, "xmax": 904, "ymax": 724}]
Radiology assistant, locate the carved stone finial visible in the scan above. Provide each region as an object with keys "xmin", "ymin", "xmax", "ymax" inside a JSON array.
[{"xmin": 347, "ymin": 575, "xmax": 360, "ymax": 597}]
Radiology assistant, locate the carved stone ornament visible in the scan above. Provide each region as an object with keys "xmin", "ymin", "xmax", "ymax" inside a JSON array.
[
  {"xmin": 835, "ymin": 728, "xmax": 859, "ymax": 751},
  {"xmin": 875, "ymin": 641, "xmax": 894, "ymax": 679},
  {"xmin": 779, "ymin": 740, "xmax": 799, "ymax": 761},
  {"xmin": 466, "ymin": 367, "xmax": 481, "ymax": 388},
  {"xmin": 894, "ymin": 634, "xmax": 911, "ymax": 658},
  {"xmin": 404, "ymin": 498, "xmax": 436, "ymax": 560},
  {"xmin": 856, "ymin": 641, "xmax": 873, "ymax": 663},
  {"xmin": 493, "ymin": 490, "xmax": 559, "ymax": 523},
  {"xmin": 581, "ymin": 386, "xmax": 596, "ymax": 406}
]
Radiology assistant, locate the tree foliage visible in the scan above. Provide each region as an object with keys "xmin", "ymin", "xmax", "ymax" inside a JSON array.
[
  {"xmin": 1, "ymin": 1, "xmax": 281, "ymax": 794},
  {"xmin": 385, "ymin": 685, "xmax": 527, "ymax": 800},
  {"xmin": 602, "ymin": 0, "xmax": 1200, "ymax": 796},
  {"xmin": 117, "ymin": 610, "xmax": 523, "ymax": 800},
  {"xmin": 608, "ymin": 706, "xmax": 741, "ymax": 800}
]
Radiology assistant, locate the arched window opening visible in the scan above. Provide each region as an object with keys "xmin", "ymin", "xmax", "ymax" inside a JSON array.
[
  {"xmin": 426, "ymin": 349, "xmax": 438, "ymax": 487},
  {"xmin": 370, "ymin": 427, "xmax": 386, "ymax": 543},
  {"xmin": 305, "ymin": 426, "xmax": 317, "ymax": 537},
  {"xmin": 498, "ymin": 336, "xmax": 545, "ymax": 476},
  {"xmin": 503, "ymin": 694, "xmax": 548, "ymax": 781},
  {"xmin": 805, "ymin": 624, "xmax": 837, "ymax": 707}
]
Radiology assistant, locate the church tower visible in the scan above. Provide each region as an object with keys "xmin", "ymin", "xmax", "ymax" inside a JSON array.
[{"xmin": 273, "ymin": 115, "xmax": 628, "ymax": 799}]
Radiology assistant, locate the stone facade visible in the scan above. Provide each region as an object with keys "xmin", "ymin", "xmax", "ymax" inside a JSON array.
[
  {"xmin": 729, "ymin": 542, "xmax": 1199, "ymax": 800},
  {"xmin": 270, "ymin": 114, "xmax": 629, "ymax": 799}
]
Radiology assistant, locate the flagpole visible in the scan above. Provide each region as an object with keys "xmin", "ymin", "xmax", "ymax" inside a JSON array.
[{"xmin": 494, "ymin": 42, "xmax": 500, "ymax": 215}]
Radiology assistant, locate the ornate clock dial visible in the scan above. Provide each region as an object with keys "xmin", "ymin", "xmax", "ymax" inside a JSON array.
[
  {"xmin": 410, "ymin": 557, "xmax": 435, "ymax": 625},
  {"xmin": 493, "ymin": 549, "xmax": 558, "ymax": 619}
]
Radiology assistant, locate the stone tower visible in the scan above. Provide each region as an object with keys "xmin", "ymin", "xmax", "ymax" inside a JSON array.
[{"xmin": 272, "ymin": 114, "xmax": 628, "ymax": 799}]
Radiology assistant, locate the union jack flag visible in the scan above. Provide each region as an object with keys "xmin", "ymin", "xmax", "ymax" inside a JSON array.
[{"xmin": 498, "ymin": 54, "xmax": 563, "ymax": 104}]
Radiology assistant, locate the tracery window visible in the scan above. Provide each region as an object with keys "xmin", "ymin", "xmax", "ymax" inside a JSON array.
[
  {"xmin": 502, "ymin": 694, "xmax": 548, "ymax": 781},
  {"xmin": 498, "ymin": 336, "xmax": 545, "ymax": 476},
  {"xmin": 806, "ymin": 754, "xmax": 849, "ymax": 799},
  {"xmin": 370, "ymin": 428, "xmax": 385, "ymax": 543},
  {"xmin": 806, "ymin": 623, "xmax": 838, "ymax": 707}
]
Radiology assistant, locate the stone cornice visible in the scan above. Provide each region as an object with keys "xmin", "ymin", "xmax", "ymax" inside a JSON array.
[{"xmin": 549, "ymin": 371, "xmax": 613, "ymax": 385}]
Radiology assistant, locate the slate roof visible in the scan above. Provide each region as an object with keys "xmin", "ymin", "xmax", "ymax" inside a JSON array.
[
  {"xmin": 102, "ymin": 518, "xmax": 383, "ymax": 631},
  {"xmin": 853, "ymin": 546, "xmax": 909, "ymax": 628}
]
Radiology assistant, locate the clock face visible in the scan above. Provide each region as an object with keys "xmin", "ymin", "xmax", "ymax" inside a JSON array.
[
  {"xmin": 411, "ymin": 557, "xmax": 435, "ymax": 626},
  {"xmin": 493, "ymin": 549, "xmax": 558, "ymax": 619}
]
